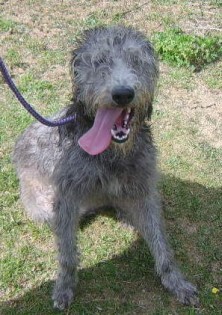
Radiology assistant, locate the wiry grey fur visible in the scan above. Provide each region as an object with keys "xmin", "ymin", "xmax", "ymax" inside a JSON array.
[{"xmin": 13, "ymin": 26, "xmax": 199, "ymax": 310}]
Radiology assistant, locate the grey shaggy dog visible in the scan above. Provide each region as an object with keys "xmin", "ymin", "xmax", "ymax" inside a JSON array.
[{"xmin": 13, "ymin": 26, "xmax": 199, "ymax": 310}]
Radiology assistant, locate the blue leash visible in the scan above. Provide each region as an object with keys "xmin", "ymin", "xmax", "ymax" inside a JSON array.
[{"xmin": 0, "ymin": 57, "xmax": 76, "ymax": 127}]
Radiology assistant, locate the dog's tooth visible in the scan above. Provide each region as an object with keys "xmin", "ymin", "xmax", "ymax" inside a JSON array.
[
  {"xmin": 123, "ymin": 114, "xmax": 129, "ymax": 125},
  {"xmin": 111, "ymin": 129, "xmax": 116, "ymax": 137},
  {"xmin": 122, "ymin": 121, "xmax": 127, "ymax": 128}
]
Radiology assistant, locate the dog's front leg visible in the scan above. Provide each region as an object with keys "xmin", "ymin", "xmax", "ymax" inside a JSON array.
[
  {"xmin": 125, "ymin": 191, "xmax": 199, "ymax": 306},
  {"xmin": 52, "ymin": 194, "xmax": 79, "ymax": 310}
]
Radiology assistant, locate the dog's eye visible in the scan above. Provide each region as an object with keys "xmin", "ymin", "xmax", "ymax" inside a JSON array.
[
  {"xmin": 132, "ymin": 55, "xmax": 140, "ymax": 66},
  {"xmin": 94, "ymin": 58, "xmax": 106, "ymax": 68},
  {"xmin": 94, "ymin": 60, "xmax": 102, "ymax": 68},
  {"xmin": 100, "ymin": 71, "xmax": 107, "ymax": 79}
]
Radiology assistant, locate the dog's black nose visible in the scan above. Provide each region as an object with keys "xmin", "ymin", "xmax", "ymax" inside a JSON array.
[{"xmin": 112, "ymin": 86, "xmax": 135, "ymax": 106}]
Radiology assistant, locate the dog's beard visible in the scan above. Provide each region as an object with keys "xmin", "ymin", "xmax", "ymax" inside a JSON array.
[{"xmin": 78, "ymin": 107, "xmax": 133, "ymax": 155}]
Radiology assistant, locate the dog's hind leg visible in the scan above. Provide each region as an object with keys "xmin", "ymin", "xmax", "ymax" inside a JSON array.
[
  {"xmin": 19, "ymin": 171, "xmax": 54, "ymax": 223},
  {"xmin": 52, "ymin": 191, "xmax": 79, "ymax": 310},
  {"xmin": 119, "ymin": 191, "xmax": 199, "ymax": 306}
]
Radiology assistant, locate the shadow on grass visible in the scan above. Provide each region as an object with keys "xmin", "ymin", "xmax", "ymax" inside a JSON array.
[
  {"xmin": 0, "ymin": 238, "xmax": 163, "ymax": 315},
  {"xmin": 1, "ymin": 175, "xmax": 221, "ymax": 315}
]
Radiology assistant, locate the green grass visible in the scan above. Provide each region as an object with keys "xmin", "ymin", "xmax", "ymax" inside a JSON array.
[
  {"xmin": 1, "ymin": 0, "xmax": 222, "ymax": 314},
  {"xmin": 153, "ymin": 28, "xmax": 222, "ymax": 71},
  {"xmin": 0, "ymin": 17, "xmax": 17, "ymax": 32}
]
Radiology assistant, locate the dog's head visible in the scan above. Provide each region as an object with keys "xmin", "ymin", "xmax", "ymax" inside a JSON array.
[{"xmin": 70, "ymin": 26, "xmax": 159, "ymax": 155}]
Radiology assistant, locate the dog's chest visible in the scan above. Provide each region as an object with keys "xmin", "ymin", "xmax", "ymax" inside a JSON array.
[
  {"xmin": 106, "ymin": 176, "xmax": 123, "ymax": 196},
  {"xmin": 97, "ymin": 164, "xmax": 149, "ymax": 198}
]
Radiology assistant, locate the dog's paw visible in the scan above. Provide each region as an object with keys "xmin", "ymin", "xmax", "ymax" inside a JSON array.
[
  {"xmin": 175, "ymin": 280, "xmax": 199, "ymax": 306},
  {"xmin": 161, "ymin": 270, "xmax": 199, "ymax": 306},
  {"xmin": 52, "ymin": 287, "xmax": 74, "ymax": 310}
]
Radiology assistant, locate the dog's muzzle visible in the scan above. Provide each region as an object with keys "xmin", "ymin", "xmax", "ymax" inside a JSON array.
[{"xmin": 78, "ymin": 86, "xmax": 135, "ymax": 155}]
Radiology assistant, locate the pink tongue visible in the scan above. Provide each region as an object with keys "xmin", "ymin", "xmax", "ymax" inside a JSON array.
[{"xmin": 78, "ymin": 108, "xmax": 123, "ymax": 155}]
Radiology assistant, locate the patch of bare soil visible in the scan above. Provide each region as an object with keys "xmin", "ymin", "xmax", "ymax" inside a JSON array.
[
  {"xmin": 179, "ymin": 1, "xmax": 222, "ymax": 36},
  {"xmin": 188, "ymin": 87, "xmax": 221, "ymax": 149},
  {"xmin": 159, "ymin": 64, "xmax": 222, "ymax": 149}
]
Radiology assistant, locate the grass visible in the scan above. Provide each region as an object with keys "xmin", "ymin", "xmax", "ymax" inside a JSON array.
[
  {"xmin": 0, "ymin": 17, "xmax": 17, "ymax": 32},
  {"xmin": 1, "ymin": 0, "xmax": 222, "ymax": 314},
  {"xmin": 152, "ymin": 28, "xmax": 222, "ymax": 71}
]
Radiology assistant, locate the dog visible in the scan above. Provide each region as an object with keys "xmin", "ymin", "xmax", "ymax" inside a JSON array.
[{"xmin": 13, "ymin": 25, "xmax": 199, "ymax": 310}]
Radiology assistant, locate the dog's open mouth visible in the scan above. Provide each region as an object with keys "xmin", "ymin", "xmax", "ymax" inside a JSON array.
[
  {"xmin": 78, "ymin": 107, "xmax": 134, "ymax": 155},
  {"xmin": 111, "ymin": 108, "xmax": 133, "ymax": 143}
]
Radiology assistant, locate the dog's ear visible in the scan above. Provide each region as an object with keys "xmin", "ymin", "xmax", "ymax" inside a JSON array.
[
  {"xmin": 143, "ymin": 39, "xmax": 159, "ymax": 78},
  {"xmin": 142, "ymin": 39, "xmax": 159, "ymax": 121},
  {"xmin": 70, "ymin": 50, "xmax": 78, "ymax": 79},
  {"xmin": 147, "ymin": 103, "xmax": 153, "ymax": 120}
]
